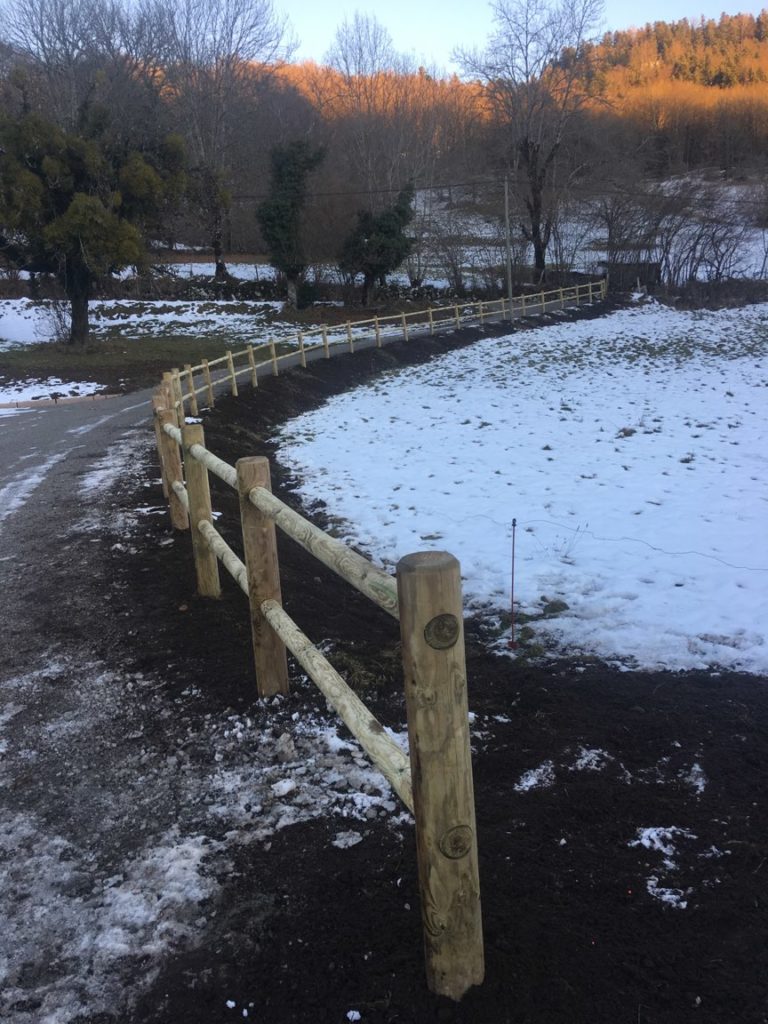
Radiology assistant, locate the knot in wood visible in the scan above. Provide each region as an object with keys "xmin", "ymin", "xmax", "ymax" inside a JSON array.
[
  {"xmin": 439, "ymin": 824, "xmax": 473, "ymax": 860},
  {"xmin": 423, "ymin": 613, "xmax": 459, "ymax": 650}
]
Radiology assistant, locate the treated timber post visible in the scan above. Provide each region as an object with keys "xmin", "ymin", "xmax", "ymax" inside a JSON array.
[
  {"xmin": 401, "ymin": 312, "xmax": 409, "ymax": 341},
  {"xmin": 428, "ymin": 307, "xmax": 434, "ymax": 336},
  {"xmin": 478, "ymin": 301, "xmax": 485, "ymax": 325},
  {"xmin": 226, "ymin": 350, "xmax": 238, "ymax": 396},
  {"xmin": 270, "ymin": 340, "xmax": 279, "ymax": 376},
  {"xmin": 202, "ymin": 359, "xmax": 215, "ymax": 407},
  {"xmin": 247, "ymin": 345, "xmax": 258, "ymax": 387},
  {"xmin": 322, "ymin": 326, "xmax": 330, "ymax": 358},
  {"xmin": 170, "ymin": 369, "xmax": 185, "ymax": 425},
  {"xmin": 347, "ymin": 321, "xmax": 354, "ymax": 353},
  {"xmin": 454, "ymin": 304, "xmax": 460, "ymax": 329},
  {"xmin": 182, "ymin": 424, "xmax": 220, "ymax": 598},
  {"xmin": 236, "ymin": 457, "xmax": 289, "ymax": 697},
  {"xmin": 183, "ymin": 365, "xmax": 199, "ymax": 417},
  {"xmin": 374, "ymin": 317, "xmax": 381, "ymax": 347},
  {"xmin": 151, "ymin": 389, "xmax": 170, "ymax": 499},
  {"xmin": 298, "ymin": 332, "xmax": 306, "ymax": 368},
  {"xmin": 396, "ymin": 551, "xmax": 484, "ymax": 1001},
  {"xmin": 158, "ymin": 409, "xmax": 189, "ymax": 530}
]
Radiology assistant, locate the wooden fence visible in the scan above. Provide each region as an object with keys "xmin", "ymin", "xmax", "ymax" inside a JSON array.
[
  {"xmin": 152, "ymin": 382, "xmax": 484, "ymax": 1001},
  {"xmin": 152, "ymin": 278, "xmax": 606, "ymax": 998},
  {"xmin": 163, "ymin": 278, "xmax": 607, "ymax": 418}
]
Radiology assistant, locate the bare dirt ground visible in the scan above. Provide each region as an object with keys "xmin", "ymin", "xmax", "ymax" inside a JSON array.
[{"xmin": 2, "ymin": 308, "xmax": 767, "ymax": 1024}]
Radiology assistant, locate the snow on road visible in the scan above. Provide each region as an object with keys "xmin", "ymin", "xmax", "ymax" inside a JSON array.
[
  {"xmin": 0, "ymin": 652, "xmax": 410, "ymax": 1024},
  {"xmin": 276, "ymin": 300, "xmax": 768, "ymax": 673}
]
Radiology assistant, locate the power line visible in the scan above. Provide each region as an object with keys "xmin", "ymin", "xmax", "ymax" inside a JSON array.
[{"xmin": 230, "ymin": 176, "xmax": 768, "ymax": 211}]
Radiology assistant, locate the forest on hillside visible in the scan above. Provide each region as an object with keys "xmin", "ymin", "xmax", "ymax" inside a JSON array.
[{"xmin": 0, "ymin": 0, "xmax": 766, "ymax": 318}]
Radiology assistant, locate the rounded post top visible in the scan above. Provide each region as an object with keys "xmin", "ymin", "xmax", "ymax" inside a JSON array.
[{"xmin": 397, "ymin": 551, "xmax": 459, "ymax": 576}]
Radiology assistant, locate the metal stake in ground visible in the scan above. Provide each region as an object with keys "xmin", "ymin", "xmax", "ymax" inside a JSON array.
[{"xmin": 509, "ymin": 518, "xmax": 517, "ymax": 650}]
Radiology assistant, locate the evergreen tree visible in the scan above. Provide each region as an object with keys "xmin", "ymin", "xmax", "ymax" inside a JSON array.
[
  {"xmin": 256, "ymin": 140, "xmax": 325, "ymax": 307},
  {"xmin": 338, "ymin": 186, "xmax": 414, "ymax": 305},
  {"xmin": 0, "ymin": 113, "xmax": 186, "ymax": 344}
]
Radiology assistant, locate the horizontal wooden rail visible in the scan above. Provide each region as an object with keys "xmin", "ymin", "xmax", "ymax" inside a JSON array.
[
  {"xmin": 261, "ymin": 599, "xmax": 414, "ymax": 812},
  {"xmin": 198, "ymin": 519, "xmax": 250, "ymax": 594},
  {"xmin": 160, "ymin": 421, "xmax": 401, "ymax": 618},
  {"xmin": 190, "ymin": 518, "xmax": 414, "ymax": 811},
  {"xmin": 248, "ymin": 486, "xmax": 399, "ymax": 619}
]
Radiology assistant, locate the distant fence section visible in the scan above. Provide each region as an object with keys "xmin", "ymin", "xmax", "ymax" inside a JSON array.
[
  {"xmin": 163, "ymin": 279, "xmax": 607, "ymax": 418},
  {"xmin": 152, "ymin": 383, "xmax": 484, "ymax": 1001}
]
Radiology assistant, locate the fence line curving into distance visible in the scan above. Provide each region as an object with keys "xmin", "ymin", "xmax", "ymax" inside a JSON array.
[
  {"xmin": 163, "ymin": 279, "xmax": 607, "ymax": 420},
  {"xmin": 151, "ymin": 279, "xmax": 606, "ymax": 999}
]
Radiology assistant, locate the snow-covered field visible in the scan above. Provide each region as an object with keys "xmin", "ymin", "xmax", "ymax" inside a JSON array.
[
  {"xmin": 0, "ymin": 297, "xmax": 293, "ymax": 352},
  {"xmin": 276, "ymin": 300, "xmax": 768, "ymax": 674}
]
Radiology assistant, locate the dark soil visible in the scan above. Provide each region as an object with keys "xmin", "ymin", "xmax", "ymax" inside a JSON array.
[{"xmin": 97, "ymin": 309, "xmax": 767, "ymax": 1023}]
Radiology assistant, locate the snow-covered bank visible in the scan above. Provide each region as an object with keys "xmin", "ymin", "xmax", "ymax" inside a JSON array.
[
  {"xmin": 0, "ymin": 298, "xmax": 293, "ymax": 351},
  {"xmin": 276, "ymin": 301, "xmax": 768, "ymax": 673}
]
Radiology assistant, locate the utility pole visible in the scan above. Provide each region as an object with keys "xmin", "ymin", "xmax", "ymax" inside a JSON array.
[{"xmin": 504, "ymin": 177, "xmax": 514, "ymax": 322}]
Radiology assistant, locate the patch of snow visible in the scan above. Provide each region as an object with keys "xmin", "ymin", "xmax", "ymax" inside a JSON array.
[
  {"xmin": 514, "ymin": 760, "xmax": 556, "ymax": 792},
  {"xmin": 0, "ymin": 452, "xmax": 67, "ymax": 530},
  {"xmin": 0, "ymin": 376, "xmax": 106, "ymax": 407},
  {"xmin": 629, "ymin": 826, "xmax": 698, "ymax": 870},
  {"xmin": 646, "ymin": 876, "xmax": 691, "ymax": 909},
  {"xmin": 569, "ymin": 747, "xmax": 614, "ymax": 772},
  {"xmin": 333, "ymin": 831, "xmax": 364, "ymax": 849},
  {"xmin": 680, "ymin": 761, "xmax": 707, "ymax": 795}
]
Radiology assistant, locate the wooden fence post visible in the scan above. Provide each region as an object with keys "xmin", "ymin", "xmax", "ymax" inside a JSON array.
[
  {"xmin": 270, "ymin": 340, "xmax": 279, "ymax": 376},
  {"xmin": 182, "ymin": 424, "xmax": 220, "ymax": 598},
  {"xmin": 347, "ymin": 321, "xmax": 354, "ymax": 353},
  {"xmin": 396, "ymin": 551, "xmax": 484, "ymax": 1002},
  {"xmin": 157, "ymin": 409, "xmax": 189, "ymax": 531},
  {"xmin": 184, "ymin": 365, "xmax": 199, "ymax": 417},
  {"xmin": 454, "ymin": 304, "xmax": 460, "ymax": 329},
  {"xmin": 428, "ymin": 307, "xmax": 434, "ymax": 336},
  {"xmin": 478, "ymin": 301, "xmax": 485, "ymax": 325},
  {"xmin": 151, "ymin": 389, "xmax": 170, "ymax": 499},
  {"xmin": 236, "ymin": 457, "xmax": 290, "ymax": 697},
  {"xmin": 247, "ymin": 344, "xmax": 258, "ymax": 387},
  {"xmin": 374, "ymin": 317, "xmax": 381, "ymax": 347},
  {"xmin": 170, "ymin": 369, "xmax": 185, "ymax": 426},
  {"xmin": 202, "ymin": 359, "xmax": 215, "ymax": 407},
  {"xmin": 322, "ymin": 326, "xmax": 330, "ymax": 358},
  {"xmin": 226, "ymin": 350, "xmax": 239, "ymax": 396},
  {"xmin": 298, "ymin": 332, "xmax": 306, "ymax": 368}
]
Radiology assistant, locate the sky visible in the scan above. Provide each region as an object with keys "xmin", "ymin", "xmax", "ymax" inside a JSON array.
[{"xmin": 285, "ymin": 0, "xmax": 765, "ymax": 73}]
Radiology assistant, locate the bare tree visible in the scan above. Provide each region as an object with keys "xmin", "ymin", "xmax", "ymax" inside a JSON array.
[
  {"xmin": 322, "ymin": 14, "xmax": 418, "ymax": 204},
  {"xmin": 459, "ymin": 0, "xmax": 604, "ymax": 274},
  {"xmin": 147, "ymin": 0, "xmax": 294, "ymax": 271},
  {"xmin": 1, "ymin": 0, "xmax": 165, "ymax": 128}
]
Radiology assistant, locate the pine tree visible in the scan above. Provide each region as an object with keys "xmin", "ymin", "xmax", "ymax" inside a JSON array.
[
  {"xmin": 0, "ymin": 113, "xmax": 186, "ymax": 344},
  {"xmin": 338, "ymin": 186, "xmax": 414, "ymax": 305}
]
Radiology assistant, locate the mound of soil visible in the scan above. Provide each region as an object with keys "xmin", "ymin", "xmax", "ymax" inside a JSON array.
[{"xmin": 123, "ymin": 311, "xmax": 768, "ymax": 1024}]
